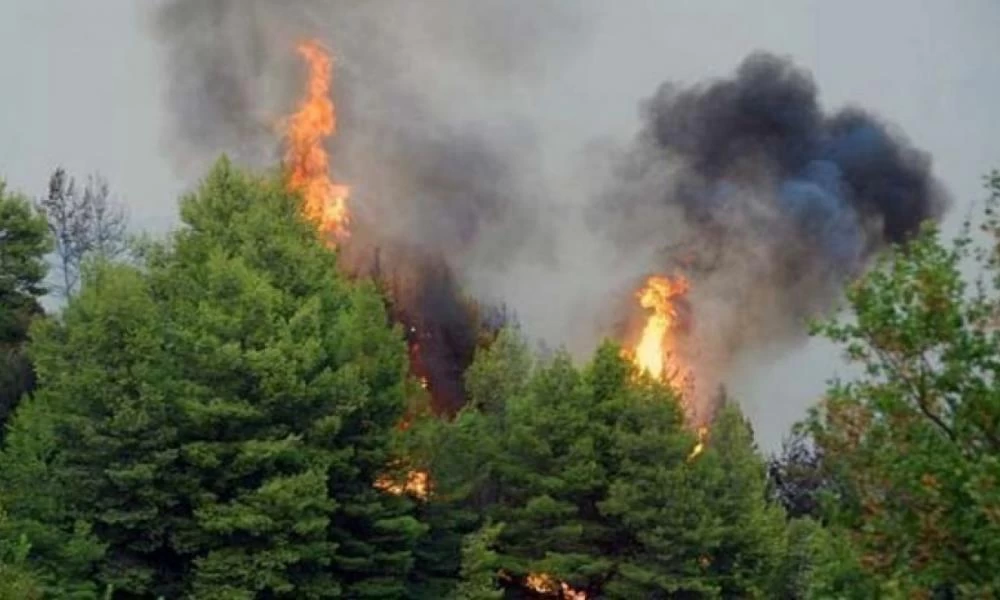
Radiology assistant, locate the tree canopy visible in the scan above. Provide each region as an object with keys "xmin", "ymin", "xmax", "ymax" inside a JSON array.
[
  {"xmin": 0, "ymin": 183, "xmax": 51, "ymax": 433},
  {"xmin": 2, "ymin": 161, "xmax": 999, "ymax": 598},
  {"xmin": 803, "ymin": 171, "xmax": 1000, "ymax": 597}
]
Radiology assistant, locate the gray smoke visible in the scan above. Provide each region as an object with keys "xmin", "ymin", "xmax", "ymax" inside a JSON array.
[
  {"xmin": 150, "ymin": 0, "xmax": 588, "ymax": 259},
  {"xmin": 150, "ymin": 0, "xmax": 594, "ymax": 410},
  {"xmin": 594, "ymin": 51, "xmax": 950, "ymax": 392},
  {"xmin": 150, "ymin": 4, "xmax": 950, "ymax": 419}
]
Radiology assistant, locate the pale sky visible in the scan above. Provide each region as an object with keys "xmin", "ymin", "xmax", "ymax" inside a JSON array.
[{"xmin": 2, "ymin": 1, "xmax": 998, "ymax": 449}]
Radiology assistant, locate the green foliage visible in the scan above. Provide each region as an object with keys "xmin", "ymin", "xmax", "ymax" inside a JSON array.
[
  {"xmin": 20, "ymin": 157, "xmax": 1000, "ymax": 598},
  {"xmin": 0, "ymin": 394, "xmax": 105, "ymax": 598},
  {"xmin": 805, "ymin": 171, "xmax": 1000, "ymax": 596},
  {"xmin": 1, "ymin": 159, "xmax": 422, "ymax": 598},
  {"xmin": 419, "ymin": 331, "xmax": 788, "ymax": 598},
  {"xmin": 0, "ymin": 512, "xmax": 43, "ymax": 600},
  {"xmin": 0, "ymin": 182, "xmax": 51, "ymax": 430},
  {"xmin": 450, "ymin": 521, "xmax": 504, "ymax": 600},
  {"xmin": 0, "ymin": 181, "xmax": 50, "ymax": 333}
]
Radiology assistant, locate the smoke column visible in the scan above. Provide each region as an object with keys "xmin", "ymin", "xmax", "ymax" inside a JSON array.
[
  {"xmin": 149, "ymin": 4, "xmax": 949, "ymax": 419},
  {"xmin": 149, "ymin": 0, "xmax": 590, "ymax": 413},
  {"xmin": 594, "ymin": 51, "xmax": 950, "ymax": 398}
]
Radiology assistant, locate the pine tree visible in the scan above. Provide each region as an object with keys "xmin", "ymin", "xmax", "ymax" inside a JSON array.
[
  {"xmin": 0, "ymin": 520, "xmax": 42, "ymax": 600},
  {"xmin": 427, "ymin": 335, "xmax": 790, "ymax": 598},
  {"xmin": 0, "ymin": 391, "xmax": 105, "ymax": 597},
  {"xmin": 3, "ymin": 159, "xmax": 424, "ymax": 598},
  {"xmin": 0, "ymin": 182, "xmax": 51, "ymax": 431},
  {"xmin": 451, "ymin": 522, "xmax": 504, "ymax": 600}
]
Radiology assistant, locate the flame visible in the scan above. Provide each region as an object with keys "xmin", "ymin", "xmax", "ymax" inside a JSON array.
[
  {"xmin": 375, "ymin": 469, "xmax": 430, "ymax": 499},
  {"xmin": 633, "ymin": 275, "xmax": 689, "ymax": 385},
  {"xmin": 627, "ymin": 275, "xmax": 710, "ymax": 459},
  {"xmin": 525, "ymin": 573, "xmax": 587, "ymax": 599},
  {"xmin": 525, "ymin": 573, "xmax": 557, "ymax": 594},
  {"xmin": 688, "ymin": 426, "xmax": 708, "ymax": 461},
  {"xmin": 284, "ymin": 40, "xmax": 350, "ymax": 241}
]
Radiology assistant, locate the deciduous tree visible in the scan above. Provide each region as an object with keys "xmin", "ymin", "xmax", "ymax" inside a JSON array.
[
  {"xmin": 805, "ymin": 171, "xmax": 1000, "ymax": 596},
  {"xmin": 36, "ymin": 168, "xmax": 127, "ymax": 298}
]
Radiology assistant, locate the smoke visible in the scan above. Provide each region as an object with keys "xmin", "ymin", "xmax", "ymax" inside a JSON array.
[
  {"xmin": 594, "ymin": 51, "xmax": 950, "ymax": 398},
  {"xmin": 150, "ymin": 4, "xmax": 949, "ymax": 419},
  {"xmin": 150, "ymin": 0, "xmax": 590, "ymax": 412}
]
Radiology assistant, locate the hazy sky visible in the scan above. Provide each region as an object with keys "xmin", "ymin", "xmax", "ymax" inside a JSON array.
[{"xmin": 2, "ymin": 1, "xmax": 998, "ymax": 449}]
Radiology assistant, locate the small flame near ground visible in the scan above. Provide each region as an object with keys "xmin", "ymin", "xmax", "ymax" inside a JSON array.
[
  {"xmin": 525, "ymin": 573, "xmax": 587, "ymax": 599},
  {"xmin": 284, "ymin": 40, "xmax": 350, "ymax": 241},
  {"xmin": 374, "ymin": 467, "xmax": 430, "ymax": 499}
]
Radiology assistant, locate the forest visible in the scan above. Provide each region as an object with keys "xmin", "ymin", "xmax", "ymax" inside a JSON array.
[{"xmin": 1, "ymin": 157, "xmax": 999, "ymax": 599}]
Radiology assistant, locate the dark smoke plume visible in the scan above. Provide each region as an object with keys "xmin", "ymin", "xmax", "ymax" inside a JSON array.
[
  {"xmin": 151, "ymin": 0, "xmax": 950, "ymax": 422},
  {"xmin": 597, "ymin": 51, "xmax": 950, "ymax": 383}
]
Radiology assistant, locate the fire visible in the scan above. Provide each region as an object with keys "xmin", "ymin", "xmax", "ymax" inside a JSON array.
[
  {"xmin": 633, "ymin": 275, "xmax": 689, "ymax": 385},
  {"xmin": 525, "ymin": 573, "xmax": 587, "ymax": 599},
  {"xmin": 628, "ymin": 275, "xmax": 709, "ymax": 459},
  {"xmin": 525, "ymin": 573, "xmax": 556, "ymax": 594},
  {"xmin": 284, "ymin": 40, "xmax": 350, "ymax": 240},
  {"xmin": 375, "ymin": 469, "xmax": 430, "ymax": 499},
  {"xmin": 688, "ymin": 426, "xmax": 708, "ymax": 461}
]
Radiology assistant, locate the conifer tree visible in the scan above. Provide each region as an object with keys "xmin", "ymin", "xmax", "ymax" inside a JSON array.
[
  {"xmin": 0, "ymin": 182, "xmax": 51, "ymax": 431},
  {"xmin": 1, "ymin": 159, "xmax": 423, "ymax": 598},
  {"xmin": 426, "ymin": 334, "xmax": 789, "ymax": 598}
]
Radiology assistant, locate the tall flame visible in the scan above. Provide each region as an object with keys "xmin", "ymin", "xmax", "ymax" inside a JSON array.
[
  {"xmin": 284, "ymin": 40, "xmax": 350, "ymax": 241},
  {"xmin": 634, "ymin": 275, "xmax": 689, "ymax": 385},
  {"xmin": 629, "ymin": 275, "xmax": 708, "ymax": 459}
]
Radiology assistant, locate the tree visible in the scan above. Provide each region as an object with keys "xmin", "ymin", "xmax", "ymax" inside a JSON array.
[
  {"xmin": 805, "ymin": 171, "xmax": 1000, "ymax": 596},
  {"xmin": 0, "ymin": 525, "xmax": 42, "ymax": 600},
  {"xmin": 601, "ymin": 399, "xmax": 787, "ymax": 598},
  {"xmin": 35, "ymin": 168, "xmax": 127, "ymax": 298},
  {"xmin": 0, "ymin": 393, "xmax": 105, "ymax": 597},
  {"xmin": 450, "ymin": 522, "xmax": 504, "ymax": 600},
  {"xmin": 767, "ymin": 431, "xmax": 830, "ymax": 520},
  {"xmin": 422, "ymin": 334, "xmax": 788, "ymax": 598},
  {"xmin": 0, "ymin": 182, "xmax": 51, "ymax": 432},
  {"xmin": 5, "ymin": 158, "xmax": 423, "ymax": 598}
]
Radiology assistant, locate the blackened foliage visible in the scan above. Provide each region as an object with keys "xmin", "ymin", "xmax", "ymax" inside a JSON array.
[
  {"xmin": 375, "ymin": 251, "xmax": 509, "ymax": 416},
  {"xmin": 767, "ymin": 431, "xmax": 827, "ymax": 520}
]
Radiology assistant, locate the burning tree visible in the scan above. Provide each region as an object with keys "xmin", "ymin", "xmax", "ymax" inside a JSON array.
[
  {"xmin": 410, "ymin": 332, "xmax": 788, "ymax": 598},
  {"xmin": 283, "ymin": 40, "xmax": 350, "ymax": 241}
]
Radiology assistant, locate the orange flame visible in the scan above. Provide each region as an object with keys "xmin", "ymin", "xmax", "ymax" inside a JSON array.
[
  {"xmin": 375, "ymin": 469, "xmax": 430, "ymax": 499},
  {"xmin": 525, "ymin": 573, "xmax": 587, "ymax": 599},
  {"xmin": 629, "ymin": 275, "xmax": 709, "ymax": 455},
  {"xmin": 633, "ymin": 275, "xmax": 689, "ymax": 386},
  {"xmin": 284, "ymin": 40, "xmax": 350, "ymax": 241},
  {"xmin": 688, "ymin": 426, "xmax": 708, "ymax": 461}
]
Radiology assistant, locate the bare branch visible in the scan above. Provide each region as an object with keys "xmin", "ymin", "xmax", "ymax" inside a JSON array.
[{"xmin": 35, "ymin": 168, "xmax": 130, "ymax": 298}]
